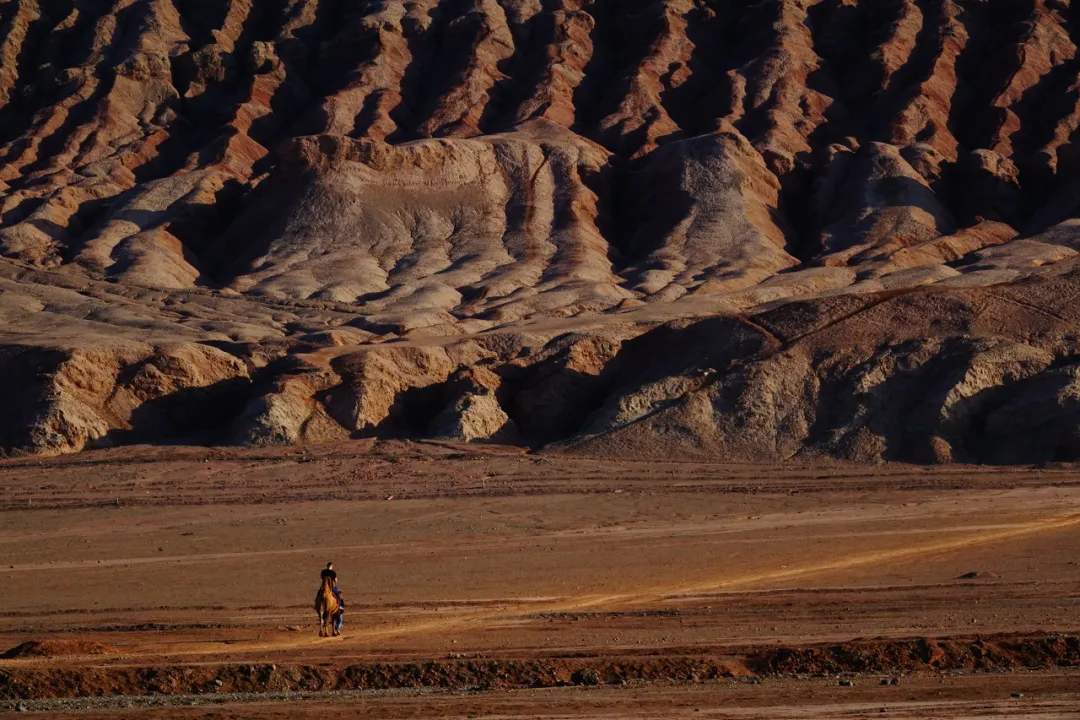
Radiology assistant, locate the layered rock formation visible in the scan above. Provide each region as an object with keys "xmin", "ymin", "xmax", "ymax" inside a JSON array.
[{"xmin": 5, "ymin": 0, "xmax": 1080, "ymax": 463}]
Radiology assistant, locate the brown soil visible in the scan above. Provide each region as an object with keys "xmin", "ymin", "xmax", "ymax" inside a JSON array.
[
  {"xmin": 2, "ymin": 633, "xmax": 1078, "ymax": 701},
  {"xmin": 1, "ymin": 444, "xmax": 1080, "ymax": 716},
  {"xmin": 0, "ymin": 640, "xmax": 113, "ymax": 659},
  {"xmin": 753, "ymin": 635, "xmax": 1080, "ymax": 676}
]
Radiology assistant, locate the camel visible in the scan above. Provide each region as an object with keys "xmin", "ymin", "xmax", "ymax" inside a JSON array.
[{"xmin": 314, "ymin": 575, "xmax": 342, "ymax": 637}]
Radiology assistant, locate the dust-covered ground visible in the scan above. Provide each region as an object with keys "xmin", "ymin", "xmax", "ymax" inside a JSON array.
[{"xmin": 1, "ymin": 441, "xmax": 1080, "ymax": 718}]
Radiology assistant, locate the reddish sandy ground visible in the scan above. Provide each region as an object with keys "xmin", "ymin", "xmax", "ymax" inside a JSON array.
[{"xmin": 1, "ymin": 441, "xmax": 1079, "ymax": 717}]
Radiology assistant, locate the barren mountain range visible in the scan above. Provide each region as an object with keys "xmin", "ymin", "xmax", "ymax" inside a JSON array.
[{"xmin": 4, "ymin": 0, "xmax": 1080, "ymax": 462}]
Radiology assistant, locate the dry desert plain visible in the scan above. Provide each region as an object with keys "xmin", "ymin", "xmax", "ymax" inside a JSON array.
[{"xmin": 1, "ymin": 441, "xmax": 1079, "ymax": 718}]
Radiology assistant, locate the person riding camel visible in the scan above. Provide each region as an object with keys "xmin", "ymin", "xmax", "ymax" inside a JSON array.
[{"xmin": 322, "ymin": 561, "xmax": 345, "ymax": 632}]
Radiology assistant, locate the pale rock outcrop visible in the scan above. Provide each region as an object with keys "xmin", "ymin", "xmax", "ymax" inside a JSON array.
[
  {"xmin": 1, "ymin": 341, "xmax": 249, "ymax": 456},
  {"xmin": 985, "ymin": 364, "xmax": 1080, "ymax": 463},
  {"xmin": 430, "ymin": 392, "xmax": 519, "ymax": 443},
  {"xmin": 74, "ymin": 170, "xmax": 232, "ymax": 289},
  {"xmin": 215, "ymin": 120, "xmax": 632, "ymax": 323},
  {"xmin": 506, "ymin": 333, "xmax": 625, "ymax": 442},
  {"xmin": 570, "ymin": 348, "xmax": 818, "ymax": 462},
  {"xmin": 231, "ymin": 361, "xmax": 346, "ymax": 447},
  {"xmin": 324, "ymin": 345, "xmax": 460, "ymax": 435},
  {"xmin": 580, "ymin": 316, "xmax": 775, "ymax": 437},
  {"xmin": 818, "ymin": 143, "xmax": 956, "ymax": 265},
  {"xmin": 621, "ymin": 130, "xmax": 799, "ymax": 298},
  {"xmin": 428, "ymin": 363, "xmax": 517, "ymax": 442},
  {"xmin": 878, "ymin": 221, "xmax": 1019, "ymax": 270}
]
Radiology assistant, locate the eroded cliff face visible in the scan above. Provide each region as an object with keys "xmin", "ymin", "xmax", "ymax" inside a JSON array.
[{"xmin": 5, "ymin": 0, "xmax": 1080, "ymax": 462}]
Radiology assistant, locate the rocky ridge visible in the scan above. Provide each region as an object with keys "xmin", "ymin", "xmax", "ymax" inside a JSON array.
[{"xmin": 5, "ymin": 0, "xmax": 1080, "ymax": 462}]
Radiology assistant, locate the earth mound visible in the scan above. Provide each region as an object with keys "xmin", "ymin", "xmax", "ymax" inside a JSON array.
[
  {"xmin": 957, "ymin": 570, "xmax": 1001, "ymax": 580},
  {"xmin": 1, "ymin": 634, "xmax": 1076, "ymax": 700},
  {"xmin": 754, "ymin": 635, "xmax": 1080, "ymax": 676},
  {"xmin": 5, "ymin": 0, "xmax": 1080, "ymax": 462},
  {"xmin": 1, "ymin": 640, "xmax": 113, "ymax": 659}
]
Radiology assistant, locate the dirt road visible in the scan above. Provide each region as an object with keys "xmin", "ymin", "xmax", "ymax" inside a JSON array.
[{"xmin": 1, "ymin": 441, "xmax": 1079, "ymax": 717}]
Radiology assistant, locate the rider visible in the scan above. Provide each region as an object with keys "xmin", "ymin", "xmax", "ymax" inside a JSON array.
[{"xmin": 322, "ymin": 561, "xmax": 345, "ymax": 633}]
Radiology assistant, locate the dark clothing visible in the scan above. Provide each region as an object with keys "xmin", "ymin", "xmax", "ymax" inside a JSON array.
[{"xmin": 321, "ymin": 568, "xmax": 337, "ymax": 582}]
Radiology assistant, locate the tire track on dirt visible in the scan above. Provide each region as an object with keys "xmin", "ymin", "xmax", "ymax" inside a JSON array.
[
  {"xmin": 659, "ymin": 511, "xmax": 1080, "ymax": 599},
  {"xmin": 162, "ymin": 510, "xmax": 1080, "ymax": 657},
  {"xmin": 364, "ymin": 511, "xmax": 1080, "ymax": 635}
]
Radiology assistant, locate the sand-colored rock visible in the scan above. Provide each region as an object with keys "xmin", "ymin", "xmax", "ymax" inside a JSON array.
[
  {"xmin": 818, "ymin": 143, "xmax": 956, "ymax": 264},
  {"xmin": 324, "ymin": 345, "xmax": 460, "ymax": 436},
  {"xmin": 881, "ymin": 221, "xmax": 1019, "ymax": 270},
  {"xmin": 231, "ymin": 360, "xmax": 345, "ymax": 447},
  {"xmin": 621, "ymin": 130, "xmax": 799, "ymax": 298},
  {"xmin": 0, "ymin": 340, "xmax": 249, "ymax": 456},
  {"xmin": 984, "ymin": 364, "xmax": 1080, "ymax": 463},
  {"xmin": 564, "ymin": 277, "xmax": 1080, "ymax": 464},
  {"xmin": 74, "ymin": 170, "xmax": 232, "ymax": 289},
  {"xmin": 5, "ymin": 1, "xmax": 1080, "ymax": 462},
  {"xmin": 506, "ymin": 333, "xmax": 625, "ymax": 443},
  {"xmin": 214, "ymin": 121, "xmax": 631, "ymax": 323},
  {"xmin": 430, "ymin": 391, "xmax": 519, "ymax": 443}
]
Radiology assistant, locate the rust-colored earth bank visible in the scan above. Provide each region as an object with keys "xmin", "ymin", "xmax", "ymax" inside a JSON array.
[{"xmin": 9, "ymin": 0, "xmax": 1080, "ymax": 461}]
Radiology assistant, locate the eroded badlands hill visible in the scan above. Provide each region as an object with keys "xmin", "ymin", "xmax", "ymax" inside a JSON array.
[{"xmin": 4, "ymin": 0, "xmax": 1080, "ymax": 462}]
